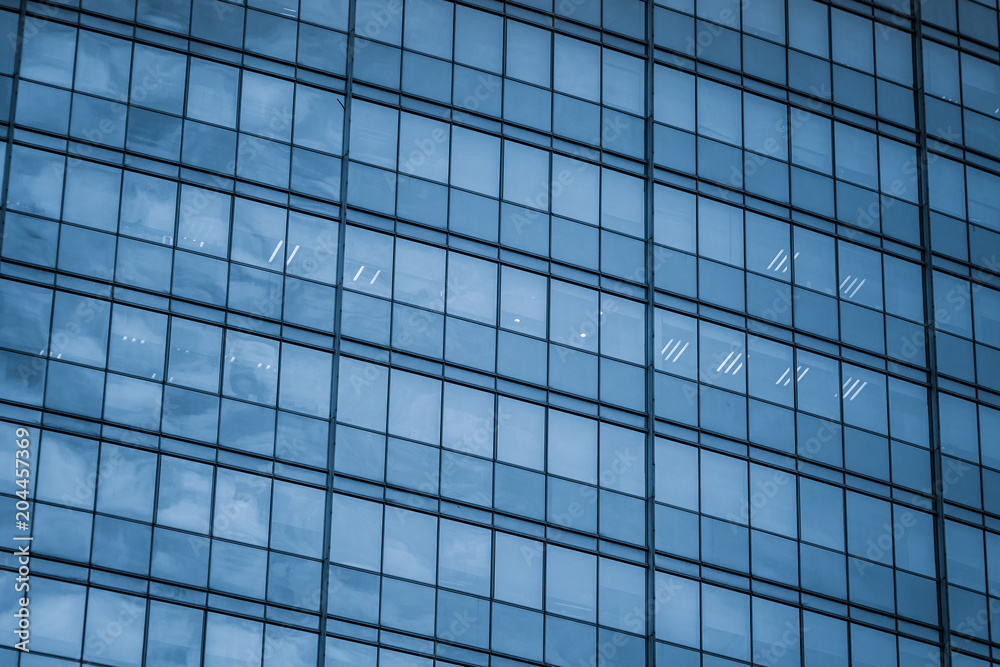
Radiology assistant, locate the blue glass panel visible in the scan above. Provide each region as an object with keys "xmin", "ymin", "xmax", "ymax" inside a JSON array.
[{"xmin": 146, "ymin": 601, "xmax": 204, "ymax": 665}]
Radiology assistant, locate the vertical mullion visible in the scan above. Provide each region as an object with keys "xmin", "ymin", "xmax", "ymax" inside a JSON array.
[
  {"xmin": 911, "ymin": 2, "xmax": 952, "ymax": 665},
  {"xmin": 317, "ymin": 0, "xmax": 358, "ymax": 662},
  {"xmin": 644, "ymin": 0, "xmax": 657, "ymax": 665}
]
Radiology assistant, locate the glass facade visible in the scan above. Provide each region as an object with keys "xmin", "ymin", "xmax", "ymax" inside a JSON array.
[{"xmin": 0, "ymin": 0, "xmax": 997, "ymax": 665}]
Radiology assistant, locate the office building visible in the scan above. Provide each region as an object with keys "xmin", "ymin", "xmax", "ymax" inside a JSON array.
[{"xmin": 1, "ymin": 0, "xmax": 999, "ymax": 665}]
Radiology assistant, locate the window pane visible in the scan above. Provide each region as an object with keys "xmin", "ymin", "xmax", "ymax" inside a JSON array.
[
  {"xmin": 344, "ymin": 226, "xmax": 393, "ymax": 298},
  {"xmin": 29, "ymin": 578, "xmax": 86, "ymax": 658},
  {"xmin": 157, "ymin": 456, "xmax": 213, "ymax": 533},
  {"xmin": 546, "ymin": 546, "xmax": 596, "ymax": 622},
  {"xmin": 7, "ymin": 145, "xmax": 65, "ymax": 219},
  {"xmin": 388, "ymin": 369, "xmax": 441, "ymax": 444},
  {"xmin": 96, "ymin": 443, "xmax": 157, "ymax": 522},
  {"xmin": 399, "ymin": 112, "xmax": 450, "ymax": 182},
  {"xmin": 451, "ymin": 126, "xmax": 500, "ymax": 197},
  {"xmin": 240, "ymin": 71, "xmax": 293, "ymax": 141},
  {"xmin": 438, "ymin": 519, "xmax": 491, "ymax": 596},
  {"xmin": 501, "ymin": 266, "xmax": 547, "ymax": 337},
  {"xmin": 383, "ymin": 507, "xmax": 437, "ymax": 583},
  {"xmin": 63, "ymin": 158, "xmax": 122, "ymax": 232},
  {"xmin": 507, "ymin": 21, "xmax": 550, "ymax": 87},
  {"xmin": 279, "ymin": 343, "xmax": 332, "ymax": 418},
  {"xmin": 0, "ymin": 279, "xmax": 51, "ymax": 355},
  {"xmin": 205, "ymin": 613, "xmax": 263, "ymax": 667},
  {"xmin": 82, "ymin": 589, "xmax": 146, "ymax": 666},
  {"xmin": 394, "ymin": 238, "xmax": 445, "ymax": 309},
  {"xmin": 447, "ymin": 252, "xmax": 497, "ymax": 324},
  {"xmin": 554, "ymin": 34, "xmax": 599, "ymax": 100},
  {"xmin": 403, "ymin": 0, "xmax": 453, "ymax": 58},
  {"xmin": 603, "ymin": 48, "xmax": 644, "ymax": 114},
  {"xmin": 146, "ymin": 601, "xmax": 204, "ymax": 666},
  {"xmin": 331, "ymin": 493, "xmax": 382, "ymax": 571},
  {"xmin": 188, "ymin": 58, "xmax": 239, "ymax": 128},
  {"xmin": 548, "ymin": 409, "xmax": 597, "ymax": 484},
  {"xmin": 213, "ymin": 469, "xmax": 271, "ymax": 546},
  {"xmin": 223, "ymin": 331, "xmax": 280, "ymax": 405},
  {"xmin": 350, "ymin": 100, "xmax": 398, "ymax": 168}
]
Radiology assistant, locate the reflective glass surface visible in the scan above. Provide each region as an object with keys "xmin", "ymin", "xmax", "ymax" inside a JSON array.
[{"xmin": 0, "ymin": 0, "xmax": 997, "ymax": 665}]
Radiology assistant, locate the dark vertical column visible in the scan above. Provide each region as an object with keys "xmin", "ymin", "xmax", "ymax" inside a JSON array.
[
  {"xmin": 644, "ymin": 0, "xmax": 657, "ymax": 664},
  {"xmin": 910, "ymin": 2, "xmax": 951, "ymax": 664},
  {"xmin": 317, "ymin": 0, "xmax": 358, "ymax": 662}
]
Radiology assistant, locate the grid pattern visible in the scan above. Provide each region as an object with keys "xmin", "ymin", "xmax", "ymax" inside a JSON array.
[{"xmin": 0, "ymin": 0, "xmax": 997, "ymax": 665}]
